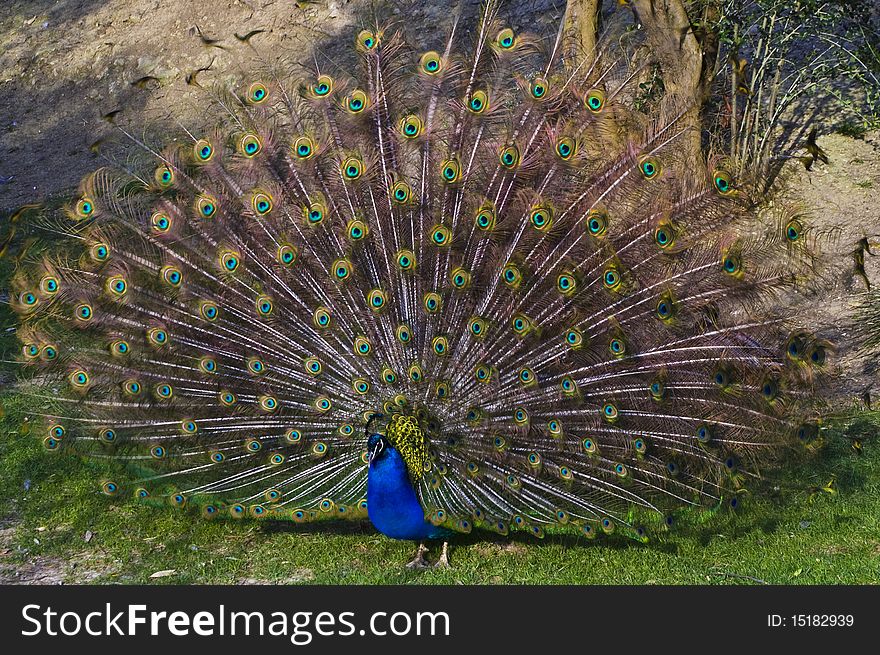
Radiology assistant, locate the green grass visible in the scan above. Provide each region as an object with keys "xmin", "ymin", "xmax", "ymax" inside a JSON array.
[{"xmin": 1, "ymin": 220, "xmax": 878, "ymax": 585}]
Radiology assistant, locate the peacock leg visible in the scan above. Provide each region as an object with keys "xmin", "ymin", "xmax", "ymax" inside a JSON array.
[
  {"xmin": 433, "ymin": 541, "xmax": 450, "ymax": 568},
  {"xmin": 405, "ymin": 542, "xmax": 430, "ymax": 569}
]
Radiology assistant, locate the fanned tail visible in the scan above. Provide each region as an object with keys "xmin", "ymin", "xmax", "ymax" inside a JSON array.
[{"xmin": 10, "ymin": 1, "xmax": 830, "ymax": 539}]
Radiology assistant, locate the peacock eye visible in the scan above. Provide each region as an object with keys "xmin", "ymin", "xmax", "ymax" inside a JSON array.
[
  {"xmin": 639, "ymin": 157, "xmax": 660, "ymax": 179},
  {"xmin": 499, "ymin": 144, "xmax": 519, "ymax": 169},
  {"xmin": 347, "ymin": 89, "xmax": 368, "ymax": 113},
  {"xmin": 603, "ymin": 268, "xmax": 621, "ymax": 289},
  {"xmin": 312, "ymin": 74, "xmax": 333, "ymax": 97},
  {"xmin": 467, "ymin": 90, "xmax": 489, "ymax": 114},
  {"xmin": 585, "ymin": 88, "xmax": 605, "ymax": 112},
  {"xmin": 713, "ymin": 169, "xmax": 734, "ymax": 195},
  {"xmin": 240, "ymin": 134, "xmax": 262, "ymax": 157},
  {"xmin": 530, "ymin": 77, "xmax": 548, "ymax": 99},
  {"xmin": 419, "ymin": 51, "xmax": 443, "ymax": 75},
  {"xmin": 75, "ymin": 197, "xmax": 95, "ymax": 218},
  {"xmin": 440, "ymin": 158, "xmax": 461, "ymax": 183},
  {"xmin": 247, "ymin": 82, "xmax": 269, "ymax": 104},
  {"xmin": 400, "ymin": 114, "xmax": 423, "ymax": 138},
  {"xmin": 356, "ymin": 29, "xmax": 378, "ymax": 51},
  {"xmin": 496, "ymin": 28, "xmax": 515, "ymax": 50}
]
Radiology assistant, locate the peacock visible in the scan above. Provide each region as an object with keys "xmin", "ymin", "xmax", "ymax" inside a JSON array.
[{"xmin": 8, "ymin": 0, "xmax": 833, "ymax": 568}]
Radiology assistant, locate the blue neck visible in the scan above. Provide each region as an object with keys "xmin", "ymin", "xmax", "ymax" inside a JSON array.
[{"xmin": 367, "ymin": 444, "xmax": 449, "ymax": 541}]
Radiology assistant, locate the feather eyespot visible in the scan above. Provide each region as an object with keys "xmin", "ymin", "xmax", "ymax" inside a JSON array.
[
  {"xmin": 712, "ymin": 169, "xmax": 734, "ymax": 195},
  {"xmin": 602, "ymin": 267, "xmax": 622, "ymax": 290},
  {"xmin": 246, "ymin": 82, "xmax": 269, "ymax": 105},
  {"xmin": 585, "ymin": 89, "xmax": 605, "ymax": 112},
  {"xmin": 450, "ymin": 266, "xmax": 471, "ymax": 290},
  {"xmin": 639, "ymin": 156, "xmax": 661, "ymax": 179},
  {"xmin": 475, "ymin": 203, "xmax": 496, "ymax": 231},
  {"xmin": 586, "ymin": 208, "xmax": 608, "ymax": 237},
  {"xmin": 251, "ymin": 190, "xmax": 273, "ymax": 216},
  {"xmin": 468, "ymin": 316, "xmax": 488, "ymax": 338},
  {"xmin": 154, "ymin": 166, "xmax": 174, "ymax": 188},
  {"xmin": 654, "ymin": 224, "xmax": 676, "ymax": 248},
  {"xmin": 423, "ymin": 292, "xmax": 442, "ymax": 313},
  {"xmin": 313, "ymin": 307, "xmax": 332, "ymax": 329},
  {"xmin": 722, "ymin": 252, "xmax": 742, "ymax": 276},
  {"xmin": 89, "ymin": 242, "xmax": 110, "ymax": 262},
  {"xmin": 331, "ymin": 258, "xmax": 353, "ymax": 282},
  {"xmin": 511, "ymin": 313, "xmax": 533, "ymax": 337},
  {"xmin": 293, "ymin": 136, "xmax": 315, "ymax": 160},
  {"xmin": 499, "ymin": 144, "xmax": 519, "ymax": 169},
  {"xmin": 382, "ymin": 367, "xmax": 398, "ymax": 384},
  {"xmin": 356, "ymin": 30, "xmax": 378, "ymax": 52},
  {"xmin": 75, "ymin": 197, "xmax": 95, "ymax": 219},
  {"xmin": 556, "ymin": 136, "xmax": 576, "ymax": 160},
  {"xmin": 255, "ymin": 296, "xmax": 274, "ymax": 317},
  {"xmin": 430, "ymin": 224, "xmax": 452, "ymax": 247},
  {"xmin": 354, "ymin": 336, "xmax": 372, "ymax": 356},
  {"xmin": 440, "ymin": 158, "xmax": 461, "ymax": 183},
  {"xmin": 69, "ymin": 368, "xmax": 90, "ymax": 389},
  {"xmin": 419, "ymin": 51, "xmax": 443, "ymax": 75},
  {"xmin": 304, "ymin": 199, "xmax": 326, "ymax": 225},
  {"xmin": 556, "ymin": 271, "xmax": 577, "ymax": 296},
  {"xmin": 105, "ymin": 275, "xmax": 127, "ymax": 298},
  {"xmin": 396, "ymin": 249, "xmax": 416, "ymax": 272},
  {"xmin": 345, "ymin": 89, "xmax": 368, "ymax": 114},
  {"xmin": 530, "ymin": 77, "xmax": 549, "ymax": 100},
  {"xmin": 399, "ymin": 114, "xmax": 423, "ymax": 139},
  {"xmin": 395, "ymin": 324, "xmax": 412, "ymax": 344},
  {"xmin": 151, "ymin": 211, "xmax": 172, "ymax": 234},
  {"xmin": 193, "ymin": 139, "xmax": 214, "ymax": 162},
  {"xmin": 239, "ymin": 134, "xmax": 262, "ymax": 158},
  {"xmin": 347, "ymin": 219, "xmax": 369, "ymax": 242},
  {"xmin": 311, "ymin": 74, "xmax": 333, "ymax": 97},
  {"xmin": 529, "ymin": 205, "xmax": 553, "ymax": 231},
  {"xmin": 277, "ymin": 244, "xmax": 298, "ymax": 267},
  {"xmin": 259, "ymin": 395, "xmax": 279, "ymax": 413},
  {"xmin": 200, "ymin": 301, "xmax": 219, "ymax": 321},
  {"xmin": 408, "ymin": 362, "xmax": 424, "ymax": 383},
  {"xmin": 495, "ymin": 28, "xmax": 516, "ymax": 50},
  {"xmin": 467, "ymin": 90, "xmax": 489, "ymax": 114},
  {"xmin": 391, "ymin": 181, "xmax": 412, "ymax": 204},
  {"xmin": 367, "ymin": 288, "xmax": 387, "ymax": 312},
  {"xmin": 785, "ymin": 218, "xmax": 803, "ymax": 242},
  {"xmin": 196, "ymin": 195, "xmax": 217, "ymax": 218},
  {"xmin": 341, "ymin": 156, "xmax": 364, "ymax": 181},
  {"xmin": 161, "ymin": 265, "xmax": 183, "ymax": 287},
  {"xmin": 39, "ymin": 275, "xmax": 59, "ymax": 295}
]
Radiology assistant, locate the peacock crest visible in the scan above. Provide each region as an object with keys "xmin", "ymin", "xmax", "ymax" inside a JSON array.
[{"xmin": 9, "ymin": 0, "xmax": 832, "ymax": 543}]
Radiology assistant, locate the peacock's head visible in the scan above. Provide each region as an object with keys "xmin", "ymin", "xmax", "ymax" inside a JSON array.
[
  {"xmin": 367, "ymin": 432, "xmax": 390, "ymax": 467},
  {"xmin": 365, "ymin": 412, "xmax": 430, "ymax": 479}
]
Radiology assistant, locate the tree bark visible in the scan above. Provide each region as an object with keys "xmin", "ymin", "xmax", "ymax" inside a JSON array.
[
  {"xmin": 629, "ymin": 0, "xmax": 720, "ymax": 160},
  {"xmin": 563, "ymin": 0, "xmax": 602, "ymax": 64}
]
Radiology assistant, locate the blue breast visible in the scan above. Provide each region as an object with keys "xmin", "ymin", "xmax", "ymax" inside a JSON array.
[{"xmin": 367, "ymin": 445, "xmax": 449, "ymax": 541}]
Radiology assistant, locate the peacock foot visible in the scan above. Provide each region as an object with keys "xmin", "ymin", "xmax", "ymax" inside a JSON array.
[
  {"xmin": 405, "ymin": 542, "xmax": 450, "ymax": 569},
  {"xmin": 405, "ymin": 542, "xmax": 430, "ymax": 569},
  {"xmin": 434, "ymin": 541, "xmax": 450, "ymax": 568}
]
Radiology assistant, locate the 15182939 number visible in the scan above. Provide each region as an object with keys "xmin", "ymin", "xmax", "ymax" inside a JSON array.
[{"xmin": 768, "ymin": 614, "xmax": 855, "ymax": 627}]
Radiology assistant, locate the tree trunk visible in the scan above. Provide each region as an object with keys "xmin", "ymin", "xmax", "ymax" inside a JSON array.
[{"xmin": 563, "ymin": 0, "xmax": 602, "ymax": 64}]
